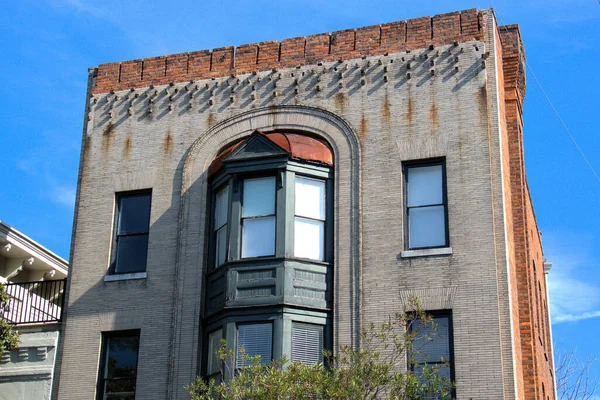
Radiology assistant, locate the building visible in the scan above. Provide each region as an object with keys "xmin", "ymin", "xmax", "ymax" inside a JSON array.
[
  {"xmin": 0, "ymin": 221, "xmax": 68, "ymax": 400},
  {"xmin": 56, "ymin": 8, "xmax": 556, "ymax": 399}
]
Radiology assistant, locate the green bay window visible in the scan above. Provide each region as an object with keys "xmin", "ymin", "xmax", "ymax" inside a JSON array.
[{"xmin": 204, "ymin": 131, "xmax": 333, "ymax": 376}]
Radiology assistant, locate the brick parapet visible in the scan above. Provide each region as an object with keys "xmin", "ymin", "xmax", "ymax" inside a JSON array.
[{"xmin": 91, "ymin": 9, "xmax": 483, "ymax": 94}]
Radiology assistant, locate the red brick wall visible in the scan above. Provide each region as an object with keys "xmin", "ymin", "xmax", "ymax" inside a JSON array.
[
  {"xmin": 500, "ymin": 24, "xmax": 556, "ymax": 400},
  {"xmin": 91, "ymin": 9, "xmax": 483, "ymax": 94},
  {"xmin": 494, "ymin": 25, "xmax": 525, "ymax": 399}
]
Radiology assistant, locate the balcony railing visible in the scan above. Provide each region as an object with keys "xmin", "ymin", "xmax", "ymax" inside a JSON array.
[{"xmin": 1, "ymin": 279, "xmax": 67, "ymax": 324}]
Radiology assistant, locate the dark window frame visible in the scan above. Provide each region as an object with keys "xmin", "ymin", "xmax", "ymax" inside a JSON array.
[
  {"xmin": 97, "ymin": 330, "xmax": 141, "ymax": 400},
  {"xmin": 110, "ymin": 190, "xmax": 152, "ymax": 275},
  {"xmin": 403, "ymin": 158, "xmax": 449, "ymax": 250},
  {"xmin": 408, "ymin": 310, "xmax": 455, "ymax": 389}
]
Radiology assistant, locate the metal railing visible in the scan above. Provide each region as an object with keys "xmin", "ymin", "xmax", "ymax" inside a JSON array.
[{"xmin": 1, "ymin": 279, "xmax": 67, "ymax": 324}]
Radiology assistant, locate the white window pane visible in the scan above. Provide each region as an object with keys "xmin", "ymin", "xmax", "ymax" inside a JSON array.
[
  {"xmin": 242, "ymin": 177, "xmax": 275, "ymax": 217},
  {"xmin": 237, "ymin": 324, "xmax": 272, "ymax": 368},
  {"xmin": 216, "ymin": 226, "xmax": 228, "ymax": 266},
  {"xmin": 408, "ymin": 165, "xmax": 443, "ymax": 207},
  {"xmin": 409, "ymin": 206, "xmax": 446, "ymax": 248},
  {"xmin": 242, "ymin": 217, "xmax": 276, "ymax": 258},
  {"xmin": 214, "ymin": 186, "xmax": 229, "ymax": 228},
  {"xmin": 294, "ymin": 217, "xmax": 324, "ymax": 260},
  {"xmin": 208, "ymin": 329, "xmax": 222, "ymax": 375},
  {"xmin": 295, "ymin": 177, "xmax": 325, "ymax": 220}
]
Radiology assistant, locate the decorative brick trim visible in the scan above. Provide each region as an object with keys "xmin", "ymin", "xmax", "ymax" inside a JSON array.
[{"xmin": 92, "ymin": 9, "xmax": 484, "ymax": 94}]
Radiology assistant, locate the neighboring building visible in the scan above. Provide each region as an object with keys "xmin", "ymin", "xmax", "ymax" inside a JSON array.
[
  {"xmin": 0, "ymin": 221, "xmax": 68, "ymax": 400},
  {"xmin": 56, "ymin": 8, "xmax": 555, "ymax": 399}
]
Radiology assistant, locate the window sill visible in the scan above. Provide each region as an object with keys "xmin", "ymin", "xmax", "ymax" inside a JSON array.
[
  {"xmin": 104, "ymin": 272, "xmax": 147, "ymax": 282},
  {"xmin": 400, "ymin": 247, "xmax": 452, "ymax": 258}
]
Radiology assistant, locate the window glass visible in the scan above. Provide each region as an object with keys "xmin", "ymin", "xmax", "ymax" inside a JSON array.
[
  {"xmin": 114, "ymin": 192, "xmax": 151, "ymax": 274},
  {"xmin": 292, "ymin": 322, "xmax": 323, "ymax": 365},
  {"xmin": 100, "ymin": 333, "xmax": 139, "ymax": 400},
  {"xmin": 242, "ymin": 177, "xmax": 275, "ymax": 217},
  {"xmin": 294, "ymin": 218, "xmax": 324, "ymax": 260},
  {"xmin": 408, "ymin": 206, "xmax": 446, "ymax": 249},
  {"xmin": 409, "ymin": 314, "xmax": 452, "ymax": 387},
  {"xmin": 411, "ymin": 316, "xmax": 450, "ymax": 364},
  {"xmin": 118, "ymin": 194, "xmax": 151, "ymax": 234},
  {"xmin": 115, "ymin": 235, "xmax": 149, "ymax": 274},
  {"xmin": 208, "ymin": 329, "xmax": 223, "ymax": 375},
  {"xmin": 214, "ymin": 187, "xmax": 229, "ymax": 267},
  {"xmin": 295, "ymin": 177, "xmax": 326, "ymax": 220},
  {"xmin": 242, "ymin": 217, "xmax": 276, "ymax": 258},
  {"xmin": 237, "ymin": 323, "xmax": 272, "ymax": 368},
  {"xmin": 215, "ymin": 227, "xmax": 228, "ymax": 267},
  {"xmin": 407, "ymin": 165, "xmax": 443, "ymax": 207},
  {"xmin": 215, "ymin": 186, "xmax": 229, "ymax": 228}
]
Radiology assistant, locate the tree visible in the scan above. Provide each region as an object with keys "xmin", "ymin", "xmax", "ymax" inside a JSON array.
[
  {"xmin": 0, "ymin": 283, "xmax": 20, "ymax": 354},
  {"xmin": 556, "ymin": 347, "xmax": 598, "ymax": 400},
  {"xmin": 187, "ymin": 298, "xmax": 453, "ymax": 400}
]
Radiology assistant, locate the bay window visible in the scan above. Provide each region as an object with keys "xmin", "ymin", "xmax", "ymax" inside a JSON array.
[{"xmin": 204, "ymin": 131, "xmax": 333, "ymax": 376}]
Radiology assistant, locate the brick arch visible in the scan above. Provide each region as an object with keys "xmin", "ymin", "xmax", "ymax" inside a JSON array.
[{"xmin": 168, "ymin": 105, "xmax": 362, "ymax": 396}]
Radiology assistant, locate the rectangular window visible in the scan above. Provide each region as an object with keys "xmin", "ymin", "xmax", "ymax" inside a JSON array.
[
  {"xmin": 241, "ymin": 177, "xmax": 276, "ymax": 258},
  {"xmin": 207, "ymin": 329, "xmax": 223, "ymax": 375},
  {"xmin": 113, "ymin": 191, "xmax": 151, "ymax": 274},
  {"xmin": 409, "ymin": 312, "xmax": 453, "ymax": 384},
  {"xmin": 214, "ymin": 186, "xmax": 229, "ymax": 267},
  {"xmin": 97, "ymin": 331, "xmax": 140, "ymax": 400},
  {"xmin": 236, "ymin": 323, "xmax": 272, "ymax": 368},
  {"xmin": 291, "ymin": 322, "xmax": 323, "ymax": 365},
  {"xmin": 404, "ymin": 161, "xmax": 448, "ymax": 249},
  {"xmin": 294, "ymin": 177, "xmax": 326, "ymax": 261}
]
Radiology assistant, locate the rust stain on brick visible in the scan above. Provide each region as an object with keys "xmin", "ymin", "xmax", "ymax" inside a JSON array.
[
  {"xmin": 334, "ymin": 92, "xmax": 347, "ymax": 114},
  {"xmin": 101, "ymin": 122, "xmax": 115, "ymax": 153},
  {"xmin": 207, "ymin": 112, "xmax": 216, "ymax": 129},
  {"xmin": 163, "ymin": 131, "xmax": 173, "ymax": 154},
  {"xmin": 430, "ymin": 102, "xmax": 439, "ymax": 134},
  {"xmin": 478, "ymin": 85, "xmax": 489, "ymax": 135},
  {"xmin": 381, "ymin": 93, "xmax": 391, "ymax": 142},
  {"xmin": 122, "ymin": 136, "xmax": 132, "ymax": 159},
  {"xmin": 359, "ymin": 114, "xmax": 368, "ymax": 142},
  {"xmin": 406, "ymin": 95, "xmax": 414, "ymax": 125}
]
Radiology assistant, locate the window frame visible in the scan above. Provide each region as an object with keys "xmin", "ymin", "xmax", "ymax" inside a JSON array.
[
  {"xmin": 96, "ymin": 330, "xmax": 141, "ymax": 400},
  {"xmin": 403, "ymin": 159, "xmax": 449, "ymax": 250},
  {"xmin": 208, "ymin": 163, "xmax": 332, "ymax": 271},
  {"xmin": 407, "ymin": 311, "xmax": 455, "ymax": 388},
  {"xmin": 110, "ymin": 190, "xmax": 152, "ymax": 275}
]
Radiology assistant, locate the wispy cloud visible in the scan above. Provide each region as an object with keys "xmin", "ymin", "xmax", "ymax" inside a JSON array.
[
  {"xmin": 546, "ymin": 231, "xmax": 600, "ymax": 324},
  {"xmin": 49, "ymin": 182, "xmax": 76, "ymax": 209}
]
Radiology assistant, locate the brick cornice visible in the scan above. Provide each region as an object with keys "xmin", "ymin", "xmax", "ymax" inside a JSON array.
[{"xmin": 92, "ymin": 9, "xmax": 484, "ymax": 95}]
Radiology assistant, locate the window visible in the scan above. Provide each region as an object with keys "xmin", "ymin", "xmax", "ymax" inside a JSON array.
[
  {"xmin": 97, "ymin": 331, "xmax": 140, "ymax": 400},
  {"xmin": 404, "ymin": 160, "xmax": 448, "ymax": 249},
  {"xmin": 241, "ymin": 177, "xmax": 276, "ymax": 258},
  {"xmin": 409, "ymin": 312, "xmax": 454, "ymax": 384},
  {"xmin": 207, "ymin": 329, "xmax": 223, "ymax": 375},
  {"xmin": 294, "ymin": 177, "xmax": 326, "ymax": 261},
  {"xmin": 236, "ymin": 323, "xmax": 272, "ymax": 368},
  {"xmin": 112, "ymin": 191, "xmax": 151, "ymax": 274},
  {"xmin": 214, "ymin": 186, "xmax": 229, "ymax": 267},
  {"xmin": 208, "ymin": 133, "xmax": 332, "ymax": 268},
  {"xmin": 292, "ymin": 322, "xmax": 323, "ymax": 365}
]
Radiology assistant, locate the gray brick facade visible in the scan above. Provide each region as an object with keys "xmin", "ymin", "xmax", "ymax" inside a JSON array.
[{"xmin": 56, "ymin": 9, "xmax": 553, "ymax": 399}]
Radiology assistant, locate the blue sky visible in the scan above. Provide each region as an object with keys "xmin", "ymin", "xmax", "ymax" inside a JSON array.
[{"xmin": 1, "ymin": 0, "xmax": 599, "ymax": 383}]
